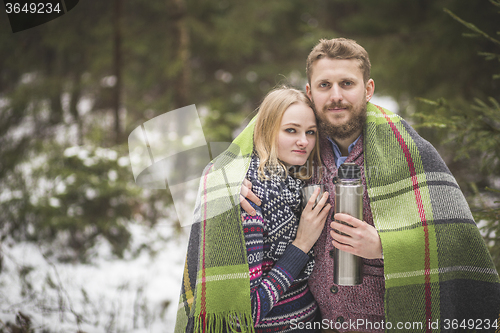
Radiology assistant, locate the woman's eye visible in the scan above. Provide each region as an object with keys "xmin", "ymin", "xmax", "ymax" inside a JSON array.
[
  {"xmin": 285, "ymin": 128, "xmax": 296, "ymax": 133},
  {"xmin": 306, "ymin": 130, "xmax": 316, "ymax": 135}
]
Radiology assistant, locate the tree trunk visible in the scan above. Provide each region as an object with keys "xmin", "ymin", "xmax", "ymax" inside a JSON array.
[
  {"xmin": 170, "ymin": 0, "xmax": 190, "ymax": 109},
  {"xmin": 113, "ymin": 0, "xmax": 123, "ymax": 144},
  {"xmin": 69, "ymin": 73, "xmax": 83, "ymax": 146}
]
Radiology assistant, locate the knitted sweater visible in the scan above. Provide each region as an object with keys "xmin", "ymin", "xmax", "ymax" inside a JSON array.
[
  {"xmin": 309, "ymin": 134, "xmax": 385, "ymax": 333},
  {"xmin": 242, "ymin": 155, "xmax": 320, "ymax": 332}
]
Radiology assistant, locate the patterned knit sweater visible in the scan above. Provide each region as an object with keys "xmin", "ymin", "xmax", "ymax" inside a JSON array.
[
  {"xmin": 241, "ymin": 155, "xmax": 320, "ymax": 332},
  {"xmin": 308, "ymin": 134, "xmax": 386, "ymax": 333}
]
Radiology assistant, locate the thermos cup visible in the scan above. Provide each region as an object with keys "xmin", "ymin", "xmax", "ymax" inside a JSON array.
[
  {"xmin": 333, "ymin": 163, "xmax": 364, "ymax": 286},
  {"xmin": 301, "ymin": 184, "xmax": 325, "ymax": 210}
]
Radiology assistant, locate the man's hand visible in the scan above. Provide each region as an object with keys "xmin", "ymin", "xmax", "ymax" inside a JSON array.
[
  {"xmin": 330, "ymin": 213, "xmax": 383, "ymax": 259},
  {"xmin": 240, "ymin": 178, "xmax": 261, "ymax": 216}
]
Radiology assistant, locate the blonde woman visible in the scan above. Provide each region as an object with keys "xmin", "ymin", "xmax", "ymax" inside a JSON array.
[{"xmin": 175, "ymin": 87, "xmax": 330, "ymax": 333}]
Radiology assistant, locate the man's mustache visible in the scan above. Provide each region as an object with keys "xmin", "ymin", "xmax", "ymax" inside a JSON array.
[{"xmin": 322, "ymin": 102, "xmax": 352, "ymax": 111}]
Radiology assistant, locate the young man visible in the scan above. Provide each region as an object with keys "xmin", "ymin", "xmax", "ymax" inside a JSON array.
[
  {"xmin": 242, "ymin": 38, "xmax": 500, "ymax": 333},
  {"xmin": 304, "ymin": 38, "xmax": 384, "ymax": 333}
]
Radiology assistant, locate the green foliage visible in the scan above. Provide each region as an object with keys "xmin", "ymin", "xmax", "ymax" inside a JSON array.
[
  {"xmin": 0, "ymin": 144, "xmax": 141, "ymax": 261},
  {"xmin": 417, "ymin": 97, "xmax": 500, "ymax": 169}
]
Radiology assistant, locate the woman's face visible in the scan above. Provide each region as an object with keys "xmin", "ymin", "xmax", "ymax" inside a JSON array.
[{"xmin": 277, "ymin": 101, "xmax": 317, "ymax": 167}]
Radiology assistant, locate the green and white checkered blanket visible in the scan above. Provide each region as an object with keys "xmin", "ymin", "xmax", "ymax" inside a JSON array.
[
  {"xmin": 365, "ymin": 103, "xmax": 500, "ymax": 331},
  {"xmin": 175, "ymin": 117, "xmax": 257, "ymax": 333}
]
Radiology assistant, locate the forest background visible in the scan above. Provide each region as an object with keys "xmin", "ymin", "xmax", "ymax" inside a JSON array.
[{"xmin": 0, "ymin": 0, "xmax": 499, "ymax": 332}]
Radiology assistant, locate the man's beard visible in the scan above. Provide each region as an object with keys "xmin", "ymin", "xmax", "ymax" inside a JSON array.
[{"xmin": 316, "ymin": 102, "xmax": 367, "ymax": 140}]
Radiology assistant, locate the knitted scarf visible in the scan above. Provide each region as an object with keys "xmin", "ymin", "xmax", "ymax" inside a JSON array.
[
  {"xmin": 244, "ymin": 154, "xmax": 315, "ymax": 282},
  {"xmin": 175, "ymin": 117, "xmax": 257, "ymax": 333},
  {"xmin": 364, "ymin": 103, "xmax": 500, "ymax": 330}
]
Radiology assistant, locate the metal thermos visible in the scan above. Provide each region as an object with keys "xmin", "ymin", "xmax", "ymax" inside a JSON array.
[{"xmin": 333, "ymin": 163, "xmax": 364, "ymax": 286}]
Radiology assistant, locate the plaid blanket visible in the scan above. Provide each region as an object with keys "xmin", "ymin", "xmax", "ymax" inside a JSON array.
[
  {"xmin": 365, "ymin": 103, "xmax": 500, "ymax": 331},
  {"xmin": 175, "ymin": 102, "xmax": 500, "ymax": 332},
  {"xmin": 175, "ymin": 116, "xmax": 257, "ymax": 333}
]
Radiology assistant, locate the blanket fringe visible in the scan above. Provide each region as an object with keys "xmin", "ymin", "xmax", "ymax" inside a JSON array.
[{"xmin": 193, "ymin": 312, "xmax": 256, "ymax": 333}]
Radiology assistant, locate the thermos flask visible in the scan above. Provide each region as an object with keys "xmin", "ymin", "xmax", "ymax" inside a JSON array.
[{"xmin": 333, "ymin": 162, "xmax": 364, "ymax": 286}]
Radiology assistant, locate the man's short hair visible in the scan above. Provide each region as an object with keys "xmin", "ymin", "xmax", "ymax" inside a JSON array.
[{"xmin": 306, "ymin": 38, "xmax": 371, "ymax": 84}]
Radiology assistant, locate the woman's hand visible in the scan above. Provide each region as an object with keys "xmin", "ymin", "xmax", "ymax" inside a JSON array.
[{"xmin": 292, "ymin": 188, "xmax": 331, "ymax": 253}]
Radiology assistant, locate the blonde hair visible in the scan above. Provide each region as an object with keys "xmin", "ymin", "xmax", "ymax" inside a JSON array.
[
  {"xmin": 306, "ymin": 38, "xmax": 371, "ymax": 84},
  {"xmin": 253, "ymin": 87, "xmax": 322, "ymax": 180}
]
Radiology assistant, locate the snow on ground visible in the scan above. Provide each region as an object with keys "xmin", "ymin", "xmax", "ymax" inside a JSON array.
[{"xmin": 0, "ymin": 219, "xmax": 190, "ymax": 333}]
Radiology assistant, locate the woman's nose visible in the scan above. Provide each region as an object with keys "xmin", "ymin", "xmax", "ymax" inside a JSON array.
[{"xmin": 297, "ymin": 135, "xmax": 309, "ymax": 147}]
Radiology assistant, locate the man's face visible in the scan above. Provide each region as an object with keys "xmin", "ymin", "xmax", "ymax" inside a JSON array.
[{"xmin": 306, "ymin": 58, "xmax": 374, "ymax": 141}]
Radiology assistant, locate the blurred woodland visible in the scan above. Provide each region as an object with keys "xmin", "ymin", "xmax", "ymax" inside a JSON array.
[{"xmin": 0, "ymin": 0, "xmax": 499, "ymax": 328}]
